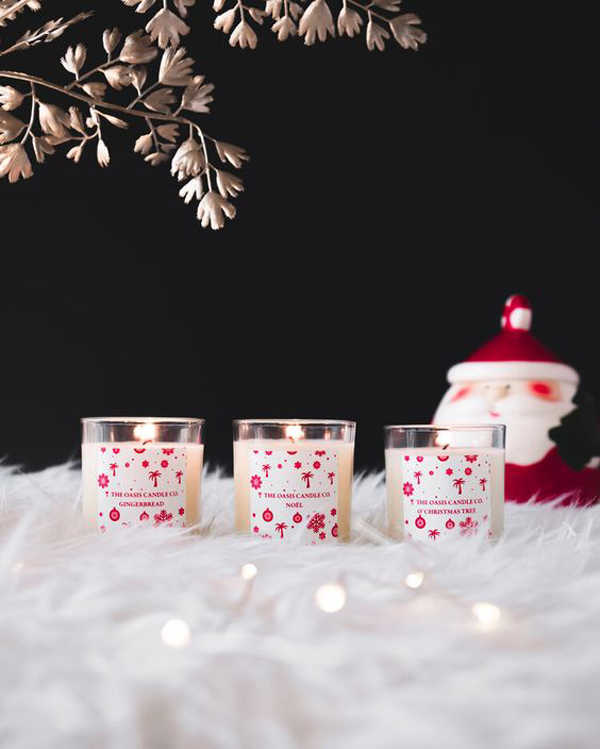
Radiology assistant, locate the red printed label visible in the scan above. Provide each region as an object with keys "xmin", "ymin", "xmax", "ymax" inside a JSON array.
[
  {"xmin": 249, "ymin": 449, "xmax": 339, "ymax": 543},
  {"xmin": 96, "ymin": 446, "xmax": 187, "ymax": 532},
  {"xmin": 401, "ymin": 453, "xmax": 491, "ymax": 541}
]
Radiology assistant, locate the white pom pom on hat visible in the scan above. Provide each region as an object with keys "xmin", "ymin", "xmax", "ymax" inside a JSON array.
[{"xmin": 448, "ymin": 294, "xmax": 579, "ymax": 385}]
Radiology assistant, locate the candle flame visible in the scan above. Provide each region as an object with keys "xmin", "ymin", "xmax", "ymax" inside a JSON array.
[
  {"xmin": 285, "ymin": 424, "xmax": 304, "ymax": 442},
  {"xmin": 134, "ymin": 423, "xmax": 156, "ymax": 443}
]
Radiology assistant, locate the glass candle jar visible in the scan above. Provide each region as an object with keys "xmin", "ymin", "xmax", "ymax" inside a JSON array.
[
  {"xmin": 234, "ymin": 419, "xmax": 356, "ymax": 543},
  {"xmin": 82, "ymin": 417, "xmax": 204, "ymax": 532},
  {"xmin": 385, "ymin": 425, "xmax": 505, "ymax": 542}
]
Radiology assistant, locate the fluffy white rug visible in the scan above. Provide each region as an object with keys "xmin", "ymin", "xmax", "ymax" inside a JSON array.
[{"xmin": 1, "ymin": 463, "xmax": 599, "ymax": 749}]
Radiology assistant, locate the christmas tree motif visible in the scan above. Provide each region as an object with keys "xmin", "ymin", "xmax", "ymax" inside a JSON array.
[
  {"xmin": 109, "ymin": 463, "xmax": 118, "ymax": 477},
  {"xmin": 428, "ymin": 529, "xmax": 440, "ymax": 540},
  {"xmin": 275, "ymin": 522, "xmax": 288, "ymax": 539},
  {"xmin": 453, "ymin": 477, "xmax": 465, "ymax": 495},
  {"xmin": 148, "ymin": 470, "xmax": 162, "ymax": 488},
  {"xmin": 307, "ymin": 512, "xmax": 325, "ymax": 534},
  {"xmin": 479, "ymin": 478, "xmax": 488, "ymax": 491},
  {"xmin": 327, "ymin": 471, "xmax": 335, "ymax": 485},
  {"xmin": 301, "ymin": 471, "xmax": 314, "ymax": 488},
  {"xmin": 175, "ymin": 470, "xmax": 184, "ymax": 485},
  {"xmin": 459, "ymin": 516, "xmax": 478, "ymax": 536},
  {"xmin": 262, "ymin": 464, "xmax": 272, "ymax": 477},
  {"xmin": 414, "ymin": 471, "xmax": 422, "ymax": 485},
  {"xmin": 154, "ymin": 509, "xmax": 173, "ymax": 524}
]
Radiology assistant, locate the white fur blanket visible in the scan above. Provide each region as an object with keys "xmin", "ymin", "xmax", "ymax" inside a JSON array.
[{"xmin": 1, "ymin": 463, "xmax": 599, "ymax": 749}]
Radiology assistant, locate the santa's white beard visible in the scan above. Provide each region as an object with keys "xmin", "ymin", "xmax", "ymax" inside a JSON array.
[{"xmin": 434, "ymin": 393, "xmax": 575, "ymax": 466}]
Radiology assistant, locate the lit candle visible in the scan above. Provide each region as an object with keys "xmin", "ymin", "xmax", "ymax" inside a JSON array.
[
  {"xmin": 385, "ymin": 425, "xmax": 505, "ymax": 541},
  {"xmin": 81, "ymin": 418, "xmax": 204, "ymax": 531},
  {"xmin": 234, "ymin": 420, "xmax": 356, "ymax": 543}
]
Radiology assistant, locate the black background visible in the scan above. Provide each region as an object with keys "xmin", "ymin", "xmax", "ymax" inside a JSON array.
[{"xmin": 1, "ymin": 1, "xmax": 598, "ymax": 472}]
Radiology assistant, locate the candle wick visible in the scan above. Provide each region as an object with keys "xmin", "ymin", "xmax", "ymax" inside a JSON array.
[{"xmin": 443, "ymin": 444, "xmax": 449, "ymax": 450}]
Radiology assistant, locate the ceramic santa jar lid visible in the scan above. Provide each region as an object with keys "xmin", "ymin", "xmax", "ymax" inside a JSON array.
[{"xmin": 447, "ymin": 294, "xmax": 579, "ymax": 386}]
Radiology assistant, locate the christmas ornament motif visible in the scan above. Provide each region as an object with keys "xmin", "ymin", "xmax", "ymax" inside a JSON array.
[
  {"xmin": 402, "ymin": 454, "xmax": 492, "ymax": 541},
  {"xmin": 248, "ymin": 448, "xmax": 339, "ymax": 544},
  {"xmin": 96, "ymin": 445, "xmax": 187, "ymax": 532},
  {"xmin": 435, "ymin": 294, "xmax": 600, "ymax": 505}
]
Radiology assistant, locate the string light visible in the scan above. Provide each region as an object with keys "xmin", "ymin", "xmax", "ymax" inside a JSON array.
[
  {"xmin": 315, "ymin": 583, "xmax": 346, "ymax": 613},
  {"xmin": 404, "ymin": 571, "xmax": 425, "ymax": 589},
  {"xmin": 471, "ymin": 602, "xmax": 502, "ymax": 630},
  {"xmin": 161, "ymin": 618, "xmax": 192, "ymax": 648},
  {"xmin": 240, "ymin": 563, "xmax": 258, "ymax": 581}
]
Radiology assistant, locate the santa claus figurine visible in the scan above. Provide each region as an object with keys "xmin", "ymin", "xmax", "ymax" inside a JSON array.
[{"xmin": 434, "ymin": 295, "xmax": 600, "ymax": 505}]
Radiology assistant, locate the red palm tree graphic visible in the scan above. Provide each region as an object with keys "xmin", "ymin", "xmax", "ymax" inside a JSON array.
[
  {"xmin": 414, "ymin": 471, "xmax": 422, "ymax": 485},
  {"xmin": 453, "ymin": 478, "xmax": 465, "ymax": 494},
  {"xmin": 275, "ymin": 522, "xmax": 288, "ymax": 539},
  {"xmin": 428, "ymin": 529, "xmax": 440, "ymax": 540},
  {"xmin": 479, "ymin": 478, "xmax": 488, "ymax": 491},
  {"xmin": 327, "ymin": 471, "xmax": 335, "ymax": 485},
  {"xmin": 301, "ymin": 471, "xmax": 314, "ymax": 488},
  {"xmin": 175, "ymin": 470, "xmax": 183, "ymax": 484},
  {"xmin": 262, "ymin": 464, "xmax": 271, "ymax": 477},
  {"xmin": 109, "ymin": 463, "xmax": 118, "ymax": 477},
  {"xmin": 148, "ymin": 470, "xmax": 161, "ymax": 487}
]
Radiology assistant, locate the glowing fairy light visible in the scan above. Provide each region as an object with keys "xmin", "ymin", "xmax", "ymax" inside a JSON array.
[
  {"xmin": 285, "ymin": 424, "xmax": 304, "ymax": 442},
  {"xmin": 240, "ymin": 563, "xmax": 258, "ymax": 581},
  {"xmin": 471, "ymin": 602, "xmax": 502, "ymax": 630},
  {"xmin": 133, "ymin": 422, "xmax": 156, "ymax": 443},
  {"xmin": 405, "ymin": 571, "xmax": 425, "ymax": 589},
  {"xmin": 161, "ymin": 619, "xmax": 192, "ymax": 648},
  {"xmin": 315, "ymin": 583, "xmax": 346, "ymax": 613}
]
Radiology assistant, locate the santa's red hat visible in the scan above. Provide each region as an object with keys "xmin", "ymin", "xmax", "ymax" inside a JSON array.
[{"xmin": 448, "ymin": 295, "xmax": 579, "ymax": 385}]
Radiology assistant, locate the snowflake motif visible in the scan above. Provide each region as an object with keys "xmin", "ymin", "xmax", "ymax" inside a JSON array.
[
  {"xmin": 154, "ymin": 509, "xmax": 173, "ymax": 524},
  {"xmin": 459, "ymin": 516, "xmax": 478, "ymax": 536},
  {"xmin": 465, "ymin": 455, "xmax": 478, "ymax": 463},
  {"xmin": 162, "ymin": 448, "xmax": 174, "ymax": 455},
  {"xmin": 465, "ymin": 467, "xmax": 472, "ymax": 476},
  {"xmin": 446, "ymin": 468, "xmax": 453, "ymax": 475},
  {"xmin": 250, "ymin": 475, "xmax": 262, "ymax": 490},
  {"xmin": 403, "ymin": 482, "xmax": 414, "ymax": 497},
  {"xmin": 142, "ymin": 460, "xmax": 149, "ymax": 468},
  {"xmin": 98, "ymin": 473, "xmax": 109, "ymax": 489},
  {"xmin": 330, "ymin": 508, "xmax": 337, "ymax": 516},
  {"xmin": 294, "ymin": 461, "xmax": 302, "ymax": 469},
  {"xmin": 178, "ymin": 507, "xmax": 185, "ymax": 516},
  {"xmin": 161, "ymin": 459, "xmax": 169, "ymax": 468},
  {"xmin": 307, "ymin": 512, "xmax": 326, "ymax": 534},
  {"xmin": 313, "ymin": 461, "xmax": 321, "ymax": 470},
  {"xmin": 319, "ymin": 532, "xmax": 326, "ymax": 540}
]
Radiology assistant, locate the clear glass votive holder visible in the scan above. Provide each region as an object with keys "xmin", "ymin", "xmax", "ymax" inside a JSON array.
[
  {"xmin": 384, "ymin": 425, "xmax": 505, "ymax": 542},
  {"xmin": 82, "ymin": 417, "xmax": 204, "ymax": 532},
  {"xmin": 234, "ymin": 419, "xmax": 356, "ymax": 543}
]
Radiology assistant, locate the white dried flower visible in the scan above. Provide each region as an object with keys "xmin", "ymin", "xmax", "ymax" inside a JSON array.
[
  {"xmin": 196, "ymin": 191, "xmax": 236, "ymax": 230},
  {"xmin": 170, "ymin": 138, "xmax": 204, "ymax": 180},
  {"xmin": 214, "ymin": 9, "xmax": 237, "ymax": 34},
  {"xmin": 265, "ymin": 0, "xmax": 282, "ymax": 19},
  {"xmin": 122, "ymin": 0, "xmax": 157, "ymax": 12},
  {"xmin": 288, "ymin": 2, "xmax": 303, "ymax": 20},
  {"xmin": 157, "ymin": 124, "xmax": 179, "ymax": 142},
  {"xmin": 120, "ymin": 31, "xmax": 158, "ymax": 64},
  {"xmin": 68, "ymin": 107, "xmax": 86, "ymax": 134},
  {"xmin": 82, "ymin": 82, "xmax": 107, "ymax": 99},
  {"xmin": 0, "ymin": 143, "xmax": 33, "ymax": 182},
  {"xmin": 174, "ymin": 0, "xmax": 195, "ymax": 17},
  {"xmin": 145, "ymin": 151, "xmax": 169, "ymax": 165},
  {"xmin": 366, "ymin": 20, "xmax": 389, "ymax": 51},
  {"xmin": 213, "ymin": 0, "xmax": 226, "ymax": 11},
  {"xmin": 298, "ymin": 0, "xmax": 335, "ymax": 45},
  {"xmin": 146, "ymin": 8, "xmax": 190, "ymax": 49},
  {"xmin": 372, "ymin": 0, "xmax": 402, "ymax": 10},
  {"xmin": 216, "ymin": 169, "xmax": 244, "ymax": 198},
  {"xmin": 179, "ymin": 175, "xmax": 203, "ymax": 204},
  {"xmin": 32, "ymin": 135, "xmax": 55, "ymax": 163},
  {"xmin": 389, "ymin": 13, "xmax": 426, "ymax": 50},
  {"xmin": 38, "ymin": 102, "xmax": 71, "ymax": 138},
  {"xmin": 102, "ymin": 66, "xmax": 133, "ymax": 90},
  {"xmin": 215, "ymin": 140, "xmax": 249, "ymax": 169},
  {"xmin": 0, "ymin": 111, "xmax": 25, "ymax": 143},
  {"xmin": 0, "ymin": 86, "xmax": 26, "ymax": 112},
  {"xmin": 272, "ymin": 16, "xmax": 296, "ymax": 41},
  {"xmin": 159, "ymin": 47, "xmax": 194, "ymax": 87},
  {"xmin": 143, "ymin": 87, "xmax": 176, "ymax": 112},
  {"xmin": 337, "ymin": 7, "xmax": 362, "ymax": 37},
  {"xmin": 103, "ymin": 28, "xmax": 122, "ymax": 54},
  {"xmin": 229, "ymin": 21, "xmax": 258, "ymax": 49},
  {"xmin": 181, "ymin": 76, "xmax": 214, "ymax": 113},
  {"xmin": 130, "ymin": 66, "xmax": 148, "ymax": 93},
  {"xmin": 60, "ymin": 44, "xmax": 87, "ymax": 76},
  {"xmin": 66, "ymin": 144, "xmax": 85, "ymax": 163},
  {"xmin": 134, "ymin": 132, "xmax": 154, "ymax": 154},
  {"xmin": 97, "ymin": 138, "xmax": 110, "ymax": 167}
]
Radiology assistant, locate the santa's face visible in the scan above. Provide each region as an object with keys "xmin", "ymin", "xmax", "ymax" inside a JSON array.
[{"xmin": 434, "ymin": 379, "xmax": 577, "ymax": 465}]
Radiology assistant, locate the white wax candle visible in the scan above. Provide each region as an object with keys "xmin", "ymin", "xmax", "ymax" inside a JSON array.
[
  {"xmin": 82, "ymin": 442, "xmax": 203, "ymax": 531},
  {"xmin": 385, "ymin": 446, "xmax": 504, "ymax": 541},
  {"xmin": 234, "ymin": 439, "xmax": 354, "ymax": 542}
]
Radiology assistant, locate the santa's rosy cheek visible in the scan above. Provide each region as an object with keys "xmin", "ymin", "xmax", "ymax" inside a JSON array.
[
  {"xmin": 529, "ymin": 381, "xmax": 560, "ymax": 401},
  {"xmin": 450, "ymin": 386, "xmax": 471, "ymax": 402}
]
